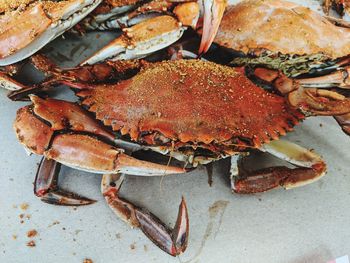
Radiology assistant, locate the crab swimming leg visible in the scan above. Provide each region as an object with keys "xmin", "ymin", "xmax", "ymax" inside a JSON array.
[
  {"xmin": 232, "ymin": 140, "xmax": 327, "ymax": 194},
  {"xmin": 101, "ymin": 174, "xmax": 189, "ymax": 256},
  {"xmin": 14, "ymin": 96, "xmax": 185, "ymax": 205}
]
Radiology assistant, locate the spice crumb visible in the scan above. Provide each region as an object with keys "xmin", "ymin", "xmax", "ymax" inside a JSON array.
[
  {"xmin": 20, "ymin": 203, "xmax": 29, "ymax": 210},
  {"xmin": 130, "ymin": 243, "xmax": 136, "ymax": 250},
  {"xmin": 83, "ymin": 259, "xmax": 93, "ymax": 263},
  {"xmin": 12, "ymin": 235, "xmax": 17, "ymax": 240},
  {"xmin": 26, "ymin": 240, "xmax": 36, "ymax": 247},
  {"xmin": 116, "ymin": 233, "xmax": 121, "ymax": 239},
  {"xmin": 48, "ymin": 220, "xmax": 60, "ymax": 227},
  {"xmin": 27, "ymin": 230, "xmax": 37, "ymax": 238}
]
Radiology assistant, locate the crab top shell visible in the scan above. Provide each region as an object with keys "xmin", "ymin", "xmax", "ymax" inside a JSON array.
[
  {"xmin": 215, "ymin": 0, "xmax": 350, "ymax": 59},
  {"xmin": 78, "ymin": 60, "xmax": 303, "ymax": 150}
]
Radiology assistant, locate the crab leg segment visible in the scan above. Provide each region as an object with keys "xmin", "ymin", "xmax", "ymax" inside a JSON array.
[
  {"xmin": 0, "ymin": 72, "xmax": 26, "ymax": 91},
  {"xmin": 101, "ymin": 174, "xmax": 189, "ymax": 256},
  {"xmin": 0, "ymin": 0, "xmax": 102, "ymax": 66},
  {"xmin": 297, "ymin": 66, "xmax": 350, "ymax": 89},
  {"xmin": 81, "ymin": 15, "xmax": 186, "ymax": 65},
  {"xmin": 35, "ymin": 157, "xmax": 96, "ymax": 205},
  {"xmin": 232, "ymin": 140, "xmax": 327, "ymax": 194}
]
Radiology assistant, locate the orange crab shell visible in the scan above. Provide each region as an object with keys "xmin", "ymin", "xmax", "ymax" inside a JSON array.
[
  {"xmin": 215, "ymin": 0, "xmax": 350, "ymax": 59},
  {"xmin": 77, "ymin": 60, "xmax": 304, "ymax": 150}
]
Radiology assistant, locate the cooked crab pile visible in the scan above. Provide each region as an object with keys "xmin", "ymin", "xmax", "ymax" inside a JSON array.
[{"xmin": 0, "ymin": 0, "xmax": 350, "ymax": 257}]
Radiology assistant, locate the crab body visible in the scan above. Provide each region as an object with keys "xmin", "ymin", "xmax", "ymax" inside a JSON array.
[
  {"xmin": 77, "ymin": 60, "xmax": 303, "ymax": 153},
  {"xmin": 214, "ymin": 0, "xmax": 350, "ymax": 77}
]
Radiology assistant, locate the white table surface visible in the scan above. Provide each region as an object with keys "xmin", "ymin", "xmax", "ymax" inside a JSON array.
[{"xmin": 0, "ymin": 1, "xmax": 349, "ymax": 262}]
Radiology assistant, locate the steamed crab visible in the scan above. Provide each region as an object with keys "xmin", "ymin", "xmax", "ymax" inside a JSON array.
[
  {"xmin": 10, "ymin": 58, "xmax": 350, "ymax": 254},
  {"xmin": 214, "ymin": 0, "xmax": 350, "ymax": 78},
  {"xmin": 0, "ymin": 0, "xmax": 226, "ymax": 66},
  {"xmin": 210, "ymin": 0, "xmax": 350, "ymax": 134}
]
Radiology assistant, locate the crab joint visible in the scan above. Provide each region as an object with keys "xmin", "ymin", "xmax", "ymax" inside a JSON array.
[
  {"xmin": 101, "ymin": 174, "xmax": 189, "ymax": 256},
  {"xmin": 34, "ymin": 157, "xmax": 96, "ymax": 206}
]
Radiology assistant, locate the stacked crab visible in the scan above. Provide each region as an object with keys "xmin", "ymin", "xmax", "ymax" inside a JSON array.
[{"xmin": 0, "ymin": 0, "xmax": 350, "ymax": 256}]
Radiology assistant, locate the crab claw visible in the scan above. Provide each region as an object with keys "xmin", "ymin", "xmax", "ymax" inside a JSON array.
[
  {"xmin": 81, "ymin": 15, "xmax": 185, "ymax": 65},
  {"xmin": 14, "ymin": 97, "xmax": 185, "ymax": 176},
  {"xmin": 288, "ymin": 87, "xmax": 350, "ymax": 116},
  {"xmin": 198, "ymin": 0, "xmax": 227, "ymax": 55},
  {"xmin": 232, "ymin": 140, "xmax": 327, "ymax": 194},
  {"xmin": 35, "ymin": 157, "xmax": 95, "ymax": 206},
  {"xmin": 101, "ymin": 174, "xmax": 189, "ymax": 256},
  {"xmin": 253, "ymin": 68, "xmax": 350, "ymax": 116}
]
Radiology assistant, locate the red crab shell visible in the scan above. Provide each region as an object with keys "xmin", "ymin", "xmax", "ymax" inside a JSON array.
[{"xmin": 77, "ymin": 60, "xmax": 304, "ymax": 151}]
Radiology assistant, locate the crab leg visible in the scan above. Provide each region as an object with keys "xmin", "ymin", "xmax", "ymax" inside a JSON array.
[
  {"xmin": 82, "ymin": 0, "xmax": 225, "ymax": 65},
  {"xmin": 81, "ymin": 15, "xmax": 186, "ymax": 65},
  {"xmin": 8, "ymin": 55, "xmax": 145, "ymax": 101},
  {"xmin": 80, "ymin": 0, "xmax": 175, "ymax": 31},
  {"xmin": 297, "ymin": 66, "xmax": 350, "ymax": 89},
  {"xmin": 35, "ymin": 157, "xmax": 96, "ymax": 205},
  {"xmin": 198, "ymin": 0, "xmax": 227, "ymax": 55},
  {"xmin": 232, "ymin": 140, "xmax": 327, "ymax": 194},
  {"xmin": 101, "ymin": 174, "xmax": 189, "ymax": 256}
]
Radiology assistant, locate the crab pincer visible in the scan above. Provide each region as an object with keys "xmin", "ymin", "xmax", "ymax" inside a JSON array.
[
  {"xmin": 101, "ymin": 174, "xmax": 189, "ymax": 256},
  {"xmin": 253, "ymin": 67, "xmax": 350, "ymax": 134},
  {"xmin": 81, "ymin": 0, "xmax": 227, "ymax": 65},
  {"xmin": 34, "ymin": 158, "xmax": 96, "ymax": 205},
  {"xmin": 231, "ymin": 140, "xmax": 327, "ymax": 194}
]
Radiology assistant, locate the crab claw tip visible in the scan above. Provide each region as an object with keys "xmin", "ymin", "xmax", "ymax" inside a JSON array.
[
  {"xmin": 198, "ymin": 0, "xmax": 227, "ymax": 55},
  {"xmin": 116, "ymin": 153, "xmax": 185, "ymax": 176}
]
